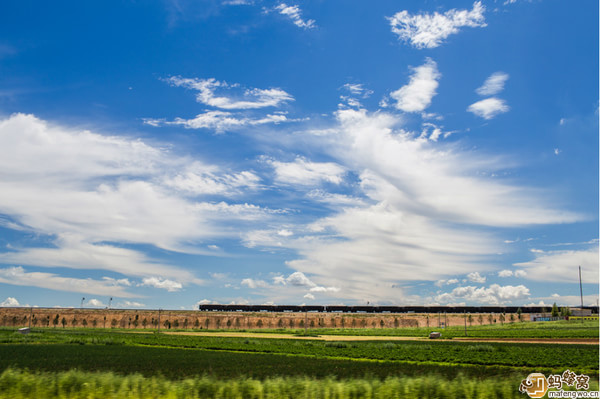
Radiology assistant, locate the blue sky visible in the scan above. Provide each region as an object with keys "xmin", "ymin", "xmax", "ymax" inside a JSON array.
[{"xmin": 0, "ymin": 0, "xmax": 597, "ymax": 310}]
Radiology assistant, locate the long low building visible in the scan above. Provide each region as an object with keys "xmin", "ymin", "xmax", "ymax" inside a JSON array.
[{"xmin": 198, "ymin": 304, "xmax": 599, "ymax": 314}]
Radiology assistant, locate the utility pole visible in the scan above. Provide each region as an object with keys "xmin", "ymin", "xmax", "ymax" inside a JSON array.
[
  {"xmin": 81, "ymin": 297, "xmax": 85, "ymax": 308},
  {"xmin": 108, "ymin": 297, "xmax": 113, "ymax": 309},
  {"xmin": 579, "ymin": 266, "xmax": 584, "ymax": 324}
]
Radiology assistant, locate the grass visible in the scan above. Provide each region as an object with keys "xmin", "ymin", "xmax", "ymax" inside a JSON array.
[
  {"xmin": 5, "ymin": 367, "xmax": 596, "ymax": 399},
  {"xmin": 0, "ymin": 328, "xmax": 597, "ymax": 377},
  {"xmin": 0, "ymin": 324, "xmax": 597, "ymax": 398},
  {"xmin": 252, "ymin": 319, "xmax": 600, "ymax": 338}
]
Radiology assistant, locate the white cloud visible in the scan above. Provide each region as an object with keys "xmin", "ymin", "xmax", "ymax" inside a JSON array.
[
  {"xmin": 303, "ymin": 293, "xmax": 315, "ymax": 300},
  {"xmin": 388, "ymin": 2, "xmax": 486, "ymax": 49},
  {"xmin": 514, "ymin": 246, "xmax": 599, "ymax": 283},
  {"xmin": 554, "ymin": 148, "xmax": 561, "ymax": 155},
  {"xmin": 166, "ymin": 77, "xmax": 294, "ymax": 109},
  {"xmin": 435, "ymin": 278, "xmax": 459, "ymax": 287},
  {"xmin": 165, "ymin": 163, "xmax": 260, "ymax": 195},
  {"xmin": 390, "ymin": 58, "xmax": 440, "ymax": 112},
  {"xmin": 467, "ymin": 271, "xmax": 486, "ymax": 283},
  {"xmin": 196, "ymin": 299, "xmax": 214, "ymax": 306},
  {"xmin": 436, "ymin": 284, "xmax": 530, "ymax": 305},
  {"xmin": 266, "ymin": 157, "xmax": 346, "ymax": 186},
  {"xmin": 259, "ymin": 108, "xmax": 579, "ymax": 304},
  {"xmin": 514, "ymin": 270, "xmax": 527, "ymax": 278},
  {"xmin": 342, "ymin": 83, "xmax": 372, "ymax": 97},
  {"xmin": 102, "ymin": 277, "xmax": 132, "ymax": 286},
  {"xmin": 531, "ymin": 294, "xmax": 599, "ymax": 307},
  {"xmin": 0, "ymin": 297, "xmax": 20, "ymax": 307},
  {"xmin": 86, "ymin": 298, "xmax": 105, "ymax": 307},
  {"xmin": 476, "ymin": 72, "xmax": 509, "ymax": 96},
  {"xmin": 309, "ymin": 286, "xmax": 340, "ymax": 293},
  {"xmin": 286, "ymin": 271, "xmax": 316, "ymax": 287},
  {"xmin": 0, "ymin": 266, "xmax": 139, "ymax": 297},
  {"xmin": 498, "ymin": 270, "xmax": 513, "ymax": 277},
  {"xmin": 141, "ymin": 277, "xmax": 183, "ymax": 292},
  {"xmin": 241, "ymin": 278, "xmax": 269, "ymax": 289},
  {"xmin": 0, "ymin": 236, "xmax": 193, "ymax": 281},
  {"xmin": 117, "ymin": 300, "xmax": 146, "ymax": 308},
  {"xmin": 467, "ymin": 97, "xmax": 509, "ymax": 119},
  {"xmin": 0, "ymin": 113, "xmax": 281, "ymax": 291},
  {"xmin": 145, "ymin": 111, "xmax": 291, "ymax": 133},
  {"xmin": 275, "ymin": 4, "xmax": 315, "ymax": 29}
]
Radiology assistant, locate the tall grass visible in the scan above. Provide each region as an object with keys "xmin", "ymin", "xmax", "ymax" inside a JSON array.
[{"xmin": 0, "ymin": 367, "xmax": 558, "ymax": 399}]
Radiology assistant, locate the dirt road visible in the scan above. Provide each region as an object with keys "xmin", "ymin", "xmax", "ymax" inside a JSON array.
[{"xmin": 159, "ymin": 331, "xmax": 598, "ymax": 345}]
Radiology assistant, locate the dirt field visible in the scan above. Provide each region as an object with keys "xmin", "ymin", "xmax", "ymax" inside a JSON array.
[{"xmin": 0, "ymin": 307, "xmax": 529, "ymax": 330}]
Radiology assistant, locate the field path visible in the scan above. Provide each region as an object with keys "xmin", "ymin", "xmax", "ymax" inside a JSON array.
[{"xmin": 155, "ymin": 331, "xmax": 598, "ymax": 345}]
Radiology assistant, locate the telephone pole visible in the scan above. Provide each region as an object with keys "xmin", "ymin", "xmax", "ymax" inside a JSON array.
[{"xmin": 579, "ymin": 266, "xmax": 584, "ymax": 323}]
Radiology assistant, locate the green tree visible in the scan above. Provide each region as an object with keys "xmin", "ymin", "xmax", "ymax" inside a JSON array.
[
  {"xmin": 92, "ymin": 319, "xmax": 98, "ymax": 327},
  {"xmin": 499, "ymin": 313, "xmax": 505, "ymax": 325},
  {"xmin": 517, "ymin": 308, "xmax": 523, "ymax": 322},
  {"xmin": 194, "ymin": 318, "xmax": 200, "ymax": 328},
  {"xmin": 142, "ymin": 318, "xmax": 148, "ymax": 328},
  {"xmin": 468, "ymin": 314, "xmax": 473, "ymax": 326},
  {"xmin": 53, "ymin": 314, "xmax": 60, "ymax": 328},
  {"xmin": 560, "ymin": 307, "xmax": 571, "ymax": 317},
  {"xmin": 509, "ymin": 313, "xmax": 515, "ymax": 323},
  {"xmin": 111, "ymin": 319, "xmax": 118, "ymax": 328},
  {"xmin": 61, "ymin": 317, "xmax": 67, "ymax": 328},
  {"xmin": 71, "ymin": 317, "xmax": 78, "ymax": 327},
  {"xmin": 477, "ymin": 315, "xmax": 483, "ymax": 325},
  {"xmin": 82, "ymin": 319, "xmax": 88, "ymax": 327},
  {"xmin": 551, "ymin": 302, "xmax": 559, "ymax": 317}
]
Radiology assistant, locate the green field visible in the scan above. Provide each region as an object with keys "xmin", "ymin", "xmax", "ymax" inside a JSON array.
[
  {"xmin": 0, "ymin": 322, "xmax": 597, "ymax": 398},
  {"xmin": 255, "ymin": 319, "xmax": 600, "ymax": 338}
]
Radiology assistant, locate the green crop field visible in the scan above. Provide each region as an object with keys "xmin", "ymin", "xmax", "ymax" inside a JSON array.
[
  {"xmin": 253, "ymin": 319, "xmax": 600, "ymax": 338},
  {"xmin": 0, "ymin": 323, "xmax": 597, "ymax": 398}
]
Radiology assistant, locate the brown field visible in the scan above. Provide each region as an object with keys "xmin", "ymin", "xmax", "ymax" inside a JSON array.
[{"xmin": 0, "ymin": 307, "xmax": 529, "ymax": 330}]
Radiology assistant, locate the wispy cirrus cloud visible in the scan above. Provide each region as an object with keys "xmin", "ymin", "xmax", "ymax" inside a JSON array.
[
  {"xmin": 476, "ymin": 72, "xmax": 509, "ymax": 96},
  {"xmin": 264, "ymin": 156, "xmax": 346, "ymax": 186},
  {"xmin": 274, "ymin": 4, "xmax": 315, "ymax": 30},
  {"xmin": 165, "ymin": 77, "xmax": 294, "ymax": 109},
  {"xmin": 390, "ymin": 58, "xmax": 440, "ymax": 113},
  {"xmin": 0, "ymin": 113, "xmax": 283, "ymax": 294},
  {"xmin": 388, "ymin": 2, "xmax": 486, "ymax": 49},
  {"xmin": 514, "ymin": 246, "xmax": 599, "ymax": 283},
  {"xmin": 247, "ymin": 107, "xmax": 582, "ymax": 303},
  {"xmin": 0, "ymin": 266, "xmax": 140, "ymax": 298},
  {"xmin": 144, "ymin": 111, "xmax": 291, "ymax": 133}
]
